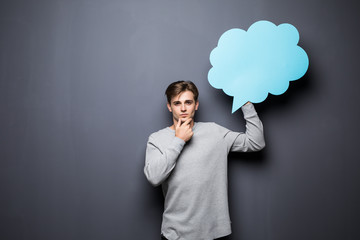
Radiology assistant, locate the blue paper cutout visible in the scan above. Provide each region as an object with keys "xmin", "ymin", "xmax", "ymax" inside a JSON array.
[{"xmin": 208, "ymin": 20, "xmax": 309, "ymax": 113}]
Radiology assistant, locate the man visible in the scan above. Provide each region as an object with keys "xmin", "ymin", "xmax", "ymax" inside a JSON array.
[{"xmin": 144, "ymin": 81, "xmax": 265, "ymax": 240}]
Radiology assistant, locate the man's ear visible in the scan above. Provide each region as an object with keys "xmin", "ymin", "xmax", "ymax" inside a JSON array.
[
  {"xmin": 167, "ymin": 103, "xmax": 172, "ymax": 112},
  {"xmin": 195, "ymin": 101, "xmax": 199, "ymax": 110}
]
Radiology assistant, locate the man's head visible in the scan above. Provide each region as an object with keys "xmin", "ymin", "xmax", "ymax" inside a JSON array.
[
  {"xmin": 165, "ymin": 81, "xmax": 199, "ymax": 104},
  {"xmin": 165, "ymin": 81, "xmax": 199, "ymax": 124}
]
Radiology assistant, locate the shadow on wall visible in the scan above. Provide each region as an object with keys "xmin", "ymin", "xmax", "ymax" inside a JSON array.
[{"xmin": 257, "ymin": 66, "xmax": 314, "ymax": 114}]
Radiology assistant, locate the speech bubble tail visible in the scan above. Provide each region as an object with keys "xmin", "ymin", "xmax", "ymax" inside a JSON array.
[{"xmin": 232, "ymin": 97, "xmax": 247, "ymax": 113}]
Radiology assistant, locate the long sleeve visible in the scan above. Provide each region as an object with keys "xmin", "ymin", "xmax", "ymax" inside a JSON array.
[
  {"xmin": 144, "ymin": 134, "xmax": 185, "ymax": 186},
  {"xmin": 225, "ymin": 103, "xmax": 265, "ymax": 152}
]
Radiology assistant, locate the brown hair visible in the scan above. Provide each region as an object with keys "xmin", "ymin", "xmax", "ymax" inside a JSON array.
[{"xmin": 165, "ymin": 81, "xmax": 199, "ymax": 104}]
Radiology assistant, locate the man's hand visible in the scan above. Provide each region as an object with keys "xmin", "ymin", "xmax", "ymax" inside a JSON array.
[{"xmin": 175, "ymin": 118, "xmax": 193, "ymax": 142}]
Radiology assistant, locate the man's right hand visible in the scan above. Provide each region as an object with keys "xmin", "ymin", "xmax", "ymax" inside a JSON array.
[{"xmin": 175, "ymin": 118, "xmax": 193, "ymax": 142}]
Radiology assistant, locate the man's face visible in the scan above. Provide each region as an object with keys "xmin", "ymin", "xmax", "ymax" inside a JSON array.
[{"xmin": 167, "ymin": 91, "xmax": 199, "ymax": 123}]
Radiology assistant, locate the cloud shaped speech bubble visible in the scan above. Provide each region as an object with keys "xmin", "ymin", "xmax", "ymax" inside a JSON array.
[{"xmin": 208, "ymin": 20, "xmax": 309, "ymax": 113}]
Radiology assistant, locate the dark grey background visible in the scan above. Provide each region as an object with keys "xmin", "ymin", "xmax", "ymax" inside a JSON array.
[{"xmin": 1, "ymin": 0, "xmax": 359, "ymax": 239}]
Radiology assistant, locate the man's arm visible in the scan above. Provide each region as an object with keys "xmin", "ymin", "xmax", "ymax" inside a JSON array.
[
  {"xmin": 227, "ymin": 102, "xmax": 265, "ymax": 152},
  {"xmin": 144, "ymin": 135, "xmax": 185, "ymax": 186}
]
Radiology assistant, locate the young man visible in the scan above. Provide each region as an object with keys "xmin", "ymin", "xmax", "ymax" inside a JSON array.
[{"xmin": 144, "ymin": 81, "xmax": 265, "ymax": 240}]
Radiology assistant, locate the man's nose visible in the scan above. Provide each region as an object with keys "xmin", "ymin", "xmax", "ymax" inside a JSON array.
[{"xmin": 181, "ymin": 104, "xmax": 186, "ymax": 111}]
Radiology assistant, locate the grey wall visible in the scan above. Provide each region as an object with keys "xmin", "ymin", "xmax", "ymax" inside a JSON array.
[{"xmin": 1, "ymin": 0, "xmax": 359, "ymax": 239}]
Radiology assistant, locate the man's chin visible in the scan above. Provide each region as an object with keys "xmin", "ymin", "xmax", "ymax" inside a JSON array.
[{"xmin": 179, "ymin": 117, "xmax": 192, "ymax": 123}]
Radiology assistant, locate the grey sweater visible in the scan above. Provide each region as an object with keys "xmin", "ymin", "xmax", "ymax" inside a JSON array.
[{"xmin": 144, "ymin": 103, "xmax": 265, "ymax": 240}]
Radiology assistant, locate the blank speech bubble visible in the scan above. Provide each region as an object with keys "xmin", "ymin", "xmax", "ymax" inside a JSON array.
[{"xmin": 208, "ymin": 20, "xmax": 309, "ymax": 113}]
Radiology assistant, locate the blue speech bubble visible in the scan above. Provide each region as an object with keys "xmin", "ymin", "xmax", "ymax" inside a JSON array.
[{"xmin": 208, "ymin": 20, "xmax": 309, "ymax": 113}]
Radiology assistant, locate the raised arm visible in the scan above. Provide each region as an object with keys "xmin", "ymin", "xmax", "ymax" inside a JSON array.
[
  {"xmin": 227, "ymin": 102, "xmax": 265, "ymax": 152},
  {"xmin": 144, "ymin": 135, "xmax": 185, "ymax": 186}
]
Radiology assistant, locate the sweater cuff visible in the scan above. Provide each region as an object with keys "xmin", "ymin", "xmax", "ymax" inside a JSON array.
[
  {"xmin": 241, "ymin": 102, "xmax": 257, "ymax": 116},
  {"xmin": 172, "ymin": 136, "xmax": 186, "ymax": 152}
]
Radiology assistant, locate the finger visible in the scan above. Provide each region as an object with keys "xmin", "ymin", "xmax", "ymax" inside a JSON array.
[
  {"xmin": 176, "ymin": 119, "xmax": 181, "ymax": 128},
  {"xmin": 184, "ymin": 118, "xmax": 192, "ymax": 126},
  {"xmin": 189, "ymin": 131, "xmax": 194, "ymax": 138}
]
